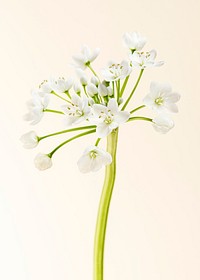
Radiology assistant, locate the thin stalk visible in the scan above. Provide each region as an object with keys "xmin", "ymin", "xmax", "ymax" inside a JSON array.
[
  {"xmin": 94, "ymin": 128, "xmax": 119, "ymax": 280},
  {"xmin": 87, "ymin": 64, "xmax": 100, "ymax": 82},
  {"xmin": 130, "ymin": 105, "xmax": 145, "ymax": 114},
  {"xmin": 128, "ymin": 116, "xmax": 152, "ymax": 123},
  {"xmin": 43, "ymin": 109, "xmax": 64, "ymax": 115},
  {"xmin": 48, "ymin": 129, "xmax": 96, "ymax": 157},
  {"xmin": 122, "ymin": 69, "xmax": 144, "ymax": 110},
  {"xmin": 95, "ymin": 138, "xmax": 101, "ymax": 146},
  {"xmin": 51, "ymin": 91, "xmax": 71, "ymax": 103},
  {"xmin": 120, "ymin": 75, "xmax": 130, "ymax": 97},
  {"xmin": 39, "ymin": 125, "xmax": 96, "ymax": 141}
]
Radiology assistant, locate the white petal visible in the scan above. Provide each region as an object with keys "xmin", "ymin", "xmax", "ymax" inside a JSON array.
[
  {"xmin": 165, "ymin": 103, "xmax": 179, "ymax": 113},
  {"xmin": 34, "ymin": 154, "xmax": 52, "ymax": 171},
  {"xmin": 77, "ymin": 154, "xmax": 92, "ymax": 173},
  {"xmin": 114, "ymin": 111, "xmax": 130, "ymax": 124},
  {"xmin": 107, "ymin": 98, "xmax": 119, "ymax": 114},
  {"xmin": 165, "ymin": 92, "xmax": 181, "ymax": 103},
  {"xmin": 96, "ymin": 123, "xmax": 112, "ymax": 138}
]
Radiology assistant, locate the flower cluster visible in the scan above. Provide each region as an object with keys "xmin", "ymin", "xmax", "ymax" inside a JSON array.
[{"xmin": 21, "ymin": 32, "xmax": 180, "ymax": 172}]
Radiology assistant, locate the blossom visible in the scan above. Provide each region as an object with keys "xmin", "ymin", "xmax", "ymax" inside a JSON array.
[
  {"xmin": 76, "ymin": 68, "xmax": 88, "ymax": 86},
  {"xmin": 23, "ymin": 94, "xmax": 50, "ymax": 125},
  {"xmin": 72, "ymin": 45, "xmax": 100, "ymax": 70},
  {"xmin": 98, "ymin": 83, "xmax": 113, "ymax": 97},
  {"xmin": 123, "ymin": 32, "xmax": 147, "ymax": 51},
  {"xmin": 130, "ymin": 50, "xmax": 164, "ymax": 69},
  {"xmin": 102, "ymin": 60, "xmax": 131, "ymax": 82},
  {"xmin": 34, "ymin": 153, "xmax": 52, "ymax": 171},
  {"xmin": 51, "ymin": 77, "xmax": 73, "ymax": 94},
  {"xmin": 77, "ymin": 146, "xmax": 112, "ymax": 173},
  {"xmin": 86, "ymin": 83, "xmax": 98, "ymax": 97},
  {"xmin": 143, "ymin": 82, "xmax": 180, "ymax": 113},
  {"xmin": 91, "ymin": 76, "xmax": 99, "ymax": 86},
  {"xmin": 73, "ymin": 82, "xmax": 82, "ymax": 94},
  {"xmin": 61, "ymin": 94, "xmax": 91, "ymax": 125},
  {"xmin": 152, "ymin": 114, "xmax": 174, "ymax": 134},
  {"xmin": 39, "ymin": 80, "xmax": 53, "ymax": 96},
  {"xmin": 91, "ymin": 98, "xmax": 130, "ymax": 138},
  {"xmin": 20, "ymin": 131, "xmax": 39, "ymax": 149}
]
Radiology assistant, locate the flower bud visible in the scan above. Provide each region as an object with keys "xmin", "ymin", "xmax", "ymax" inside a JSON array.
[
  {"xmin": 34, "ymin": 153, "xmax": 52, "ymax": 171},
  {"xmin": 91, "ymin": 76, "xmax": 99, "ymax": 86},
  {"xmin": 98, "ymin": 83, "xmax": 108, "ymax": 97},
  {"xmin": 86, "ymin": 83, "xmax": 98, "ymax": 97},
  {"xmin": 20, "ymin": 131, "xmax": 39, "ymax": 149}
]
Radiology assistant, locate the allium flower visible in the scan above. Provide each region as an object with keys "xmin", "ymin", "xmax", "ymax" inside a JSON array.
[
  {"xmin": 61, "ymin": 94, "xmax": 91, "ymax": 125},
  {"xmin": 23, "ymin": 94, "xmax": 50, "ymax": 125},
  {"xmin": 77, "ymin": 146, "xmax": 112, "ymax": 173},
  {"xmin": 76, "ymin": 68, "xmax": 88, "ymax": 86},
  {"xmin": 20, "ymin": 131, "xmax": 39, "ymax": 149},
  {"xmin": 130, "ymin": 50, "xmax": 164, "ymax": 69},
  {"xmin": 34, "ymin": 153, "xmax": 52, "ymax": 171},
  {"xmin": 72, "ymin": 45, "xmax": 100, "ymax": 70},
  {"xmin": 39, "ymin": 80, "xmax": 53, "ymax": 96},
  {"xmin": 102, "ymin": 61, "xmax": 132, "ymax": 82},
  {"xmin": 51, "ymin": 77, "xmax": 73, "ymax": 94},
  {"xmin": 123, "ymin": 32, "xmax": 147, "ymax": 51},
  {"xmin": 152, "ymin": 114, "xmax": 174, "ymax": 134},
  {"xmin": 91, "ymin": 76, "xmax": 99, "ymax": 86},
  {"xmin": 73, "ymin": 82, "xmax": 82, "ymax": 94},
  {"xmin": 143, "ymin": 82, "xmax": 180, "ymax": 113},
  {"xmin": 86, "ymin": 83, "xmax": 98, "ymax": 97},
  {"xmin": 91, "ymin": 98, "xmax": 130, "ymax": 138},
  {"xmin": 98, "ymin": 83, "xmax": 113, "ymax": 97}
]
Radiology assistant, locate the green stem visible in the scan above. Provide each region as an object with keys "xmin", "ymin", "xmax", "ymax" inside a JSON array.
[
  {"xmin": 39, "ymin": 125, "xmax": 96, "ymax": 141},
  {"xmin": 87, "ymin": 64, "xmax": 100, "ymax": 82},
  {"xmin": 128, "ymin": 116, "xmax": 152, "ymax": 123},
  {"xmin": 95, "ymin": 138, "xmax": 101, "ymax": 146},
  {"xmin": 120, "ymin": 75, "xmax": 130, "ymax": 97},
  {"xmin": 94, "ymin": 128, "xmax": 119, "ymax": 280},
  {"xmin": 51, "ymin": 91, "xmax": 71, "ymax": 103},
  {"xmin": 130, "ymin": 105, "xmax": 145, "ymax": 114},
  {"xmin": 122, "ymin": 69, "xmax": 144, "ymax": 110},
  {"xmin": 48, "ymin": 129, "xmax": 96, "ymax": 157},
  {"xmin": 43, "ymin": 108, "xmax": 64, "ymax": 115}
]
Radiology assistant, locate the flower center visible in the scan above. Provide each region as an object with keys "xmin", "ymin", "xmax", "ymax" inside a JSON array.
[
  {"xmin": 155, "ymin": 97, "xmax": 163, "ymax": 105},
  {"xmin": 104, "ymin": 116, "xmax": 112, "ymax": 124},
  {"xmin": 90, "ymin": 151, "xmax": 98, "ymax": 158},
  {"xmin": 75, "ymin": 109, "xmax": 84, "ymax": 117}
]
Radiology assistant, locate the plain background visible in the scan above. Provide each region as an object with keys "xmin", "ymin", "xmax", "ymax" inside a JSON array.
[{"xmin": 0, "ymin": 0, "xmax": 200, "ymax": 279}]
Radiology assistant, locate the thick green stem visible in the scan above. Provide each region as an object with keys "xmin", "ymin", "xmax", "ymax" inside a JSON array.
[{"xmin": 94, "ymin": 128, "xmax": 119, "ymax": 280}]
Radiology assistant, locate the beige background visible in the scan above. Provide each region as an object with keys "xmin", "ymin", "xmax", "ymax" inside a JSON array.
[{"xmin": 0, "ymin": 0, "xmax": 200, "ymax": 279}]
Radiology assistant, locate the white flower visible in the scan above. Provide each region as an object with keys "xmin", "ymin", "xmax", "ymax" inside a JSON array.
[
  {"xmin": 143, "ymin": 82, "xmax": 180, "ymax": 113},
  {"xmin": 23, "ymin": 94, "xmax": 50, "ymax": 125},
  {"xmin": 76, "ymin": 68, "xmax": 88, "ymax": 86},
  {"xmin": 98, "ymin": 83, "xmax": 113, "ymax": 97},
  {"xmin": 123, "ymin": 32, "xmax": 147, "ymax": 51},
  {"xmin": 73, "ymin": 82, "xmax": 82, "ymax": 94},
  {"xmin": 91, "ymin": 76, "xmax": 99, "ymax": 86},
  {"xmin": 86, "ymin": 83, "xmax": 98, "ymax": 97},
  {"xmin": 130, "ymin": 50, "xmax": 164, "ymax": 69},
  {"xmin": 152, "ymin": 114, "xmax": 174, "ymax": 134},
  {"xmin": 72, "ymin": 45, "xmax": 100, "ymax": 70},
  {"xmin": 51, "ymin": 77, "xmax": 73, "ymax": 94},
  {"xmin": 91, "ymin": 98, "xmax": 130, "ymax": 138},
  {"xmin": 34, "ymin": 153, "xmax": 52, "ymax": 171},
  {"xmin": 102, "ymin": 60, "xmax": 131, "ymax": 82},
  {"xmin": 61, "ymin": 94, "xmax": 91, "ymax": 125},
  {"xmin": 20, "ymin": 131, "xmax": 39, "ymax": 149},
  {"xmin": 77, "ymin": 146, "xmax": 112, "ymax": 173},
  {"xmin": 39, "ymin": 80, "xmax": 53, "ymax": 96}
]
